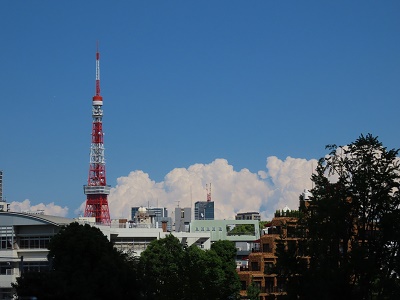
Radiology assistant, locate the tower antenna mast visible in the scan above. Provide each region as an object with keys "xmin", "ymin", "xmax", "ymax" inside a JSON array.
[{"xmin": 83, "ymin": 44, "xmax": 111, "ymax": 225}]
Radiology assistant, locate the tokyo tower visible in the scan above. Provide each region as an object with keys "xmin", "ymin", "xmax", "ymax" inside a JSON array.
[{"xmin": 83, "ymin": 45, "xmax": 111, "ymax": 225}]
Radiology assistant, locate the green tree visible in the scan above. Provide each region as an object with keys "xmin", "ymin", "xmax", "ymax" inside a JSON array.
[
  {"xmin": 13, "ymin": 222, "xmax": 139, "ymax": 300},
  {"xmin": 211, "ymin": 240, "xmax": 241, "ymax": 299},
  {"xmin": 246, "ymin": 278, "xmax": 260, "ymax": 300},
  {"xmin": 139, "ymin": 236, "xmax": 240, "ymax": 299},
  {"xmin": 227, "ymin": 224, "xmax": 255, "ymax": 236},
  {"xmin": 139, "ymin": 234, "xmax": 186, "ymax": 299},
  {"xmin": 279, "ymin": 134, "xmax": 400, "ymax": 300}
]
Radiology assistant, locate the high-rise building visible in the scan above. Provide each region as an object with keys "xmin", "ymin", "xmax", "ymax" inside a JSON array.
[
  {"xmin": 194, "ymin": 201, "xmax": 214, "ymax": 220},
  {"xmin": 194, "ymin": 183, "xmax": 215, "ymax": 220}
]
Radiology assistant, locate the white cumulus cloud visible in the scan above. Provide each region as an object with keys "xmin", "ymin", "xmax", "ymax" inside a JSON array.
[
  {"xmin": 9, "ymin": 199, "xmax": 69, "ymax": 217},
  {"xmin": 102, "ymin": 156, "xmax": 318, "ymax": 221}
]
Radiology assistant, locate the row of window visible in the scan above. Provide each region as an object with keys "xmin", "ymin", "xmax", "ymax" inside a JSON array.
[
  {"xmin": 195, "ymin": 227, "xmax": 223, "ymax": 232},
  {"xmin": 23, "ymin": 261, "xmax": 49, "ymax": 273},
  {"xmin": 0, "ymin": 261, "xmax": 49, "ymax": 275},
  {"xmin": 18, "ymin": 236, "xmax": 52, "ymax": 249},
  {"xmin": 114, "ymin": 243, "xmax": 150, "ymax": 252}
]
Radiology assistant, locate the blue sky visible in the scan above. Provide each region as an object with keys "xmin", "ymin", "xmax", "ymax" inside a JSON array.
[{"xmin": 1, "ymin": 1, "xmax": 399, "ymax": 219}]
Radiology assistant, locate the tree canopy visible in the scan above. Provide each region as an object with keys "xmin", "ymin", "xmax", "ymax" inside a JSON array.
[
  {"xmin": 227, "ymin": 224, "xmax": 255, "ymax": 236},
  {"xmin": 14, "ymin": 224, "xmax": 240, "ymax": 299},
  {"xmin": 139, "ymin": 235, "xmax": 240, "ymax": 299},
  {"xmin": 13, "ymin": 222, "xmax": 138, "ymax": 300},
  {"xmin": 277, "ymin": 134, "xmax": 400, "ymax": 300}
]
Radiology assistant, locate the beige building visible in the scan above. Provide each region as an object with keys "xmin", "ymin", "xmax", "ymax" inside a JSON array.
[{"xmin": 237, "ymin": 213, "xmax": 305, "ymax": 300}]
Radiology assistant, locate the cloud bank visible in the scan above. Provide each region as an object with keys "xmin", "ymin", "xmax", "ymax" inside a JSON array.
[
  {"xmin": 9, "ymin": 156, "xmax": 317, "ymax": 220},
  {"xmin": 9, "ymin": 199, "xmax": 69, "ymax": 217},
  {"xmin": 107, "ymin": 156, "xmax": 318, "ymax": 220}
]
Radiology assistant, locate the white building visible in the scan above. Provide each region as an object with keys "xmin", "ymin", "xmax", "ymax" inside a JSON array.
[{"xmin": 0, "ymin": 210, "xmax": 211, "ymax": 299}]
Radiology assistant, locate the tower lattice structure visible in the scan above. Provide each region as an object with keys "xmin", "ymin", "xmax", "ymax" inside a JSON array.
[{"xmin": 83, "ymin": 46, "xmax": 111, "ymax": 225}]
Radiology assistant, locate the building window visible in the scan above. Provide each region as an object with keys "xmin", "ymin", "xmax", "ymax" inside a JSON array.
[
  {"xmin": 264, "ymin": 262, "xmax": 274, "ymax": 274},
  {"xmin": 250, "ymin": 262, "xmax": 260, "ymax": 271},
  {"xmin": 0, "ymin": 262, "xmax": 13, "ymax": 275},
  {"xmin": 23, "ymin": 261, "xmax": 50, "ymax": 273},
  {"xmin": 263, "ymin": 243, "xmax": 271, "ymax": 253},
  {"xmin": 0, "ymin": 237, "xmax": 12, "ymax": 250},
  {"xmin": 18, "ymin": 236, "xmax": 51, "ymax": 249},
  {"xmin": 0, "ymin": 226, "xmax": 14, "ymax": 250}
]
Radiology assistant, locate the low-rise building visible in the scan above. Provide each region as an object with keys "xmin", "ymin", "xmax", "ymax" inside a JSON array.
[
  {"xmin": 190, "ymin": 219, "xmax": 260, "ymax": 267},
  {"xmin": 0, "ymin": 211, "xmax": 72, "ymax": 299},
  {"xmin": 0, "ymin": 210, "xmax": 211, "ymax": 299}
]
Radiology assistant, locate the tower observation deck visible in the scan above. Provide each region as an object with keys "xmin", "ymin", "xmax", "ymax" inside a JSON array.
[{"xmin": 83, "ymin": 46, "xmax": 111, "ymax": 225}]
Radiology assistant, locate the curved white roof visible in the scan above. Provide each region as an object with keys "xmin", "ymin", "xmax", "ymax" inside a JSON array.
[{"xmin": 0, "ymin": 211, "xmax": 73, "ymax": 226}]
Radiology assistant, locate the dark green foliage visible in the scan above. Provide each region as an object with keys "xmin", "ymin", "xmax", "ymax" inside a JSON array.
[
  {"xmin": 211, "ymin": 240, "xmax": 241, "ymax": 299},
  {"xmin": 274, "ymin": 209, "xmax": 302, "ymax": 218},
  {"xmin": 278, "ymin": 134, "xmax": 400, "ymax": 300},
  {"xmin": 226, "ymin": 224, "xmax": 255, "ymax": 236},
  {"xmin": 13, "ymin": 222, "xmax": 139, "ymax": 300},
  {"xmin": 139, "ymin": 234, "xmax": 186, "ymax": 299},
  {"xmin": 246, "ymin": 279, "xmax": 260, "ymax": 300},
  {"xmin": 139, "ymin": 236, "xmax": 240, "ymax": 299},
  {"xmin": 13, "ymin": 271, "xmax": 65, "ymax": 300},
  {"xmin": 14, "ymin": 224, "xmax": 240, "ymax": 299}
]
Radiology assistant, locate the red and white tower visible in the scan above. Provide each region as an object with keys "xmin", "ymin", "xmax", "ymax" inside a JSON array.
[{"xmin": 83, "ymin": 46, "xmax": 111, "ymax": 225}]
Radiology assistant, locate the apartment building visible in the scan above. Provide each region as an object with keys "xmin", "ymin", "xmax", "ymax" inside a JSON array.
[{"xmin": 237, "ymin": 213, "xmax": 303, "ymax": 300}]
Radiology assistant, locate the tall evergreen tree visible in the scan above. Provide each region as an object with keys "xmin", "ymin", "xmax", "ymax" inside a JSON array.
[{"xmin": 278, "ymin": 134, "xmax": 400, "ymax": 300}]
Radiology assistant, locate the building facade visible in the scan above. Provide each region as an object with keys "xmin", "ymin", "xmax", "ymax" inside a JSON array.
[
  {"xmin": 131, "ymin": 206, "xmax": 172, "ymax": 231},
  {"xmin": 194, "ymin": 201, "xmax": 214, "ymax": 220},
  {"xmin": 237, "ymin": 214, "xmax": 304, "ymax": 300},
  {"xmin": 190, "ymin": 219, "xmax": 260, "ymax": 266},
  {"xmin": 0, "ymin": 211, "xmax": 72, "ymax": 299},
  {"xmin": 174, "ymin": 207, "xmax": 191, "ymax": 232},
  {"xmin": 235, "ymin": 211, "xmax": 261, "ymax": 221}
]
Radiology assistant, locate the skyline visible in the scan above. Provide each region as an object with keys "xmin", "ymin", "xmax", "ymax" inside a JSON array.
[{"xmin": 0, "ymin": 1, "xmax": 399, "ymax": 220}]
